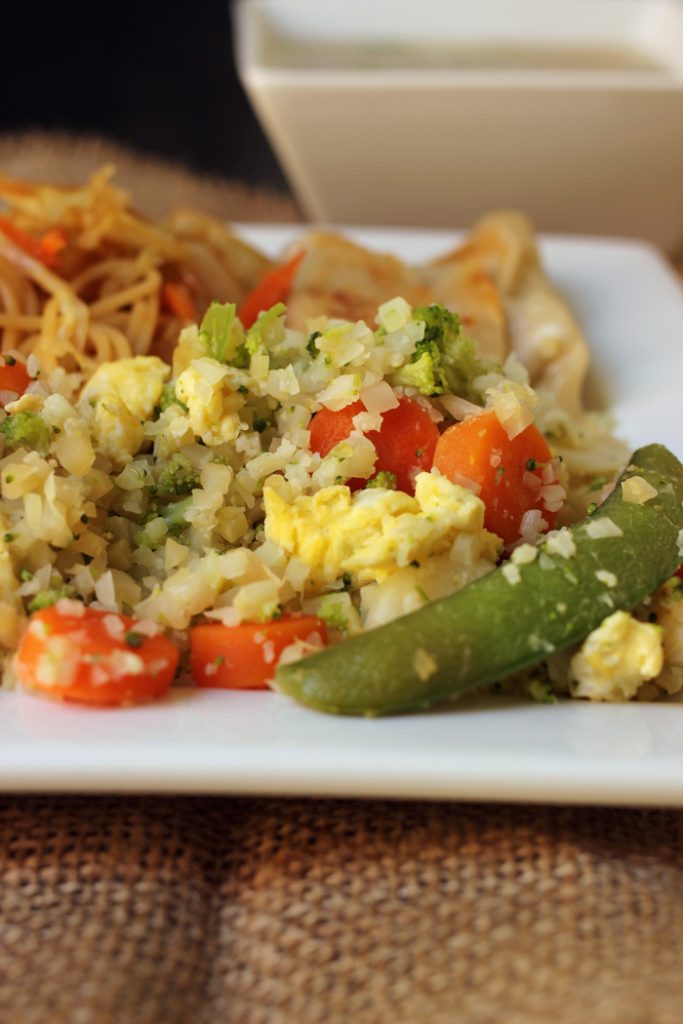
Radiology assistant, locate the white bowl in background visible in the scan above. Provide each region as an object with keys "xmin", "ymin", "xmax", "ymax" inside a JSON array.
[{"xmin": 235, "ymin": 0, "xmax": 683, "ymax": 251}]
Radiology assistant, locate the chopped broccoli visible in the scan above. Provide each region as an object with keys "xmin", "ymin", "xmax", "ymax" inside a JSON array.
[
  {"xmin": 259, "ymin": 601, "xmax": 283, "ymax": 622},
  {"xmin": 156, "ymin": 454, "xmax": 199, "ymax": 497},
  {"xmin": 318, "ymin": 595, "xmax": 349, "ymax": 633},
  {"xmin": 28, "ymin": 586, "xmax": 74, "ymax": 613},
  {"xmin": 364, "ymin": 471, "xmax": 398, "ymax": 490},
  {"xmin": 161, "ymin": 496, "xmax": 193, "ymax": 536},
  {"xmin": 0, "ymin": 410, "xmax": 51, "ymax": 453},
  {"xmin": 157, "ymin": 384, "xmax": 187, "ymax": 416},
  {"xmin": 528, "ymin": 678, "xmax": 557, "ymax": 704},
  {"xmin": 391, "ymin": 304, "xmax": 492, "ymax": 402},
  {"xmin": 136, "ymin": 495, "xmax": 192, "ymax": 549},
  {"xmin": 198, "ymin": 301, "xmax": 244, "ymax": 363},
  {"xmin": 391, "ymin": 345, "xmax": 444, "ymax": 395}
]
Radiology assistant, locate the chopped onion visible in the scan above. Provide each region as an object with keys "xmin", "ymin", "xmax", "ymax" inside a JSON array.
[
  {"xmin": 439, "ymin": 394, "xmax": 482, "ymax": 421},
  {"xmin": 360, "ymin": 380, "xmax": 399, "ymax": 415},
  {"xmin": 450, "ymin": 473, "xmax": 482, "ymax": 497}
]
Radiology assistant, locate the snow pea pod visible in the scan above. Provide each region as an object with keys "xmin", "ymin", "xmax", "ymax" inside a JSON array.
[{"xmin": 275, "ymin": 444, "xmax": 683, "ymax": 716}]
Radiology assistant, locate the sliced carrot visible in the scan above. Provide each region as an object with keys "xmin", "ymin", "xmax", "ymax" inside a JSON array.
[
  {"xmin": 309, "ymin": 395, "xmax": 439, "ymax": 494},
  {"xmin": 190, "ymin": 615, "xmax": 328, "ymax": 690},
  {"xmin": 433, "ymin": 409, "xmax": 560, "ymax": 544},
  {"xmin": 0, "ymin": 355, "xmax": 31, "ymax": 402},
  {"xmin": 14, "ymin": 604, "xmax": 178, "ymax": 706},
  {"xmin": 0, "ymin": 216, "xmax": 67, "ymax": 269},
  {"xmin": 162, "ymin": 281, "xmax": 196, "ymax": 322},
  {"xmin": 238, "ymin": 251, "xmax": 304, "ymax": 329}
]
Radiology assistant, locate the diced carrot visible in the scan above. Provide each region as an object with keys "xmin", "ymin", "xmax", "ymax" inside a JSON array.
[
  {"xmin": 14, "ymin": 605, "xmax": 179, "ymax": 706},
  {"xmin": 37, "ymin": 227, "xmax": 68, "ymax": 267},
  {"xmin": 309, "ymin": 395, "xmax": 439, "ymax": 494},
  {"xmin": 162, "ymin": 281, "xmax": 196, "ymax": 322},
  {"xmin": 238, "ymin": 251, "xmax": 304, "ymax": 329},
  {"xmin": 190, "ymin": 615, "xmax": 328, "ymax": 690},
  {"xmin": 0, "ymin": 217, "xmax": 67, "ymax": 269},
  {"xmin": 0, "ymin": 355, "xmax": 31, "ymax": 402},
  {"xmin": 433, "ymin": 409, "xmax": 560, "ymax": 543}
]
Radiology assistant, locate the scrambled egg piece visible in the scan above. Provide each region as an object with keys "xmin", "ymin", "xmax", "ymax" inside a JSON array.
[
  {"xmin": 175, "ymin": 358, "xmax": 244, "ymax": 446},
  {"xmin": 570, "ymin": 610, "xmax": 663, "ymax": 701},
  {"xmin": 80, "ymin": 357, "xmax": 170, "ymax": 421},
  {"xmin": 90, "ymin": 395, "xmax": 145, "ymax": 466},
  {"xmin": 264, "ymin": 471, "xmax": 500, "ymax": 587}
]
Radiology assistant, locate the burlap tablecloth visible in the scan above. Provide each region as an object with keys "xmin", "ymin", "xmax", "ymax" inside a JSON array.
[{"xmin": 0, "ymin": 134, "xmax": 681, "ymax": 1024}]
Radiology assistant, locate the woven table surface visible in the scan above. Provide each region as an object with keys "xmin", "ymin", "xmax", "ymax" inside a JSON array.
[{"xmin": 0, "ymin": 133, "xmax": 682, "ymax": 1024}]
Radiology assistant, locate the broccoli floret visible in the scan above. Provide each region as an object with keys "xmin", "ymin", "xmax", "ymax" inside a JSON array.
[
  {"xmin": 318, "ymin": 595, "xmax": 349, "ymax": 632},
  {"xmin": 199, "ymin": 301, "xmax": 244, "ymax": 363},
  {"xmin": 157, "ymin": 384, "xmax": 187, "ymax": 416},
  {"xmin": 156, "ymin": 454, "xmax": 199, "ymax": 497},
  {"xmin": 364, "ymin": 471, "xmax": 398, "ymax": 490},
  {"xmin": 0, "ymin": 410, "xmax": 51, "ymax": 453},
  {"xmin": 136, "ymin": 495, "xmax": 192, "ymax": 549},
  {"xmin": 27, "ymin": 586, "xmax": 74, "ymax": 613},
  {"xmin": 391, "ymin": 304, "xmax": 492, "ymax": 402},
  {"xmin": 391, "ymin": 345, "xmax": 444, "ymax": 396}
]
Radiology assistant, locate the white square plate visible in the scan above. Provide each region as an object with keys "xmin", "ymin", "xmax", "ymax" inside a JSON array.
[{"xmin": 1, "ymin": 226, "xmax": 682, "ymax": 805}]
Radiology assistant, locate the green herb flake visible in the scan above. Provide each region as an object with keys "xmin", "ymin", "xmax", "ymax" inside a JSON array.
[
  {"xmin": 27, "ymin": 586, "xmax": 74, "ymax": 613},
  {"xmin": 306, "ymin": 331, "xmax": 322, "ymax": 356}
]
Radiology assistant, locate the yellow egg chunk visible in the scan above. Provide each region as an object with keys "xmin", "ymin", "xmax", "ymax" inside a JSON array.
[
  {"xmin": 570, "ymin": 610, "xmax": 664, "ymax": 701},
  {"xmin": 80, "ymin": 357, "xmax": 170, "ymax": 421},
  {"xmin": 264, "ymin": 471, "xmax": 500, "ymax": 588},
  {"xmin": 175, "ymin": 358, "xmax": 244, "ymax": 446},
  {"xmin": 90, "ymin": 395, "xmax": 145, "ymax": 466}
]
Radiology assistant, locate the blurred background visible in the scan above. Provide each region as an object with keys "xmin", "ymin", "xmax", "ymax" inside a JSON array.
[
  {"xmin": 0, "ymin": 0, "xmax": 286, "ymax": 189},
  {"xmin": 0, "ymin": 0, "xmax": 681, "ymax": 248}
]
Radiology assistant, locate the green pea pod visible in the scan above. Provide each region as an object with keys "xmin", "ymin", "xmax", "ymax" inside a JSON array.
[{"xmin": 275, "ymin": 444, "xmax": 683, "ymax": 716}]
